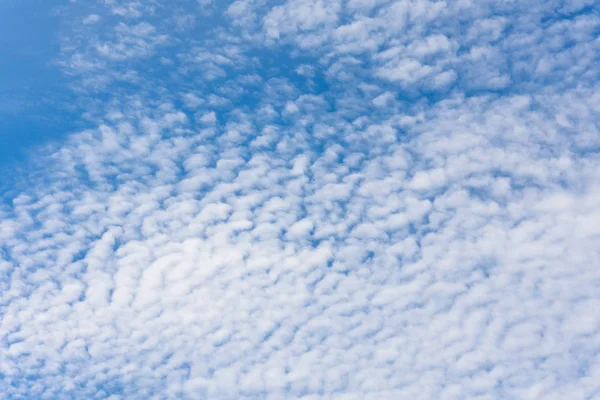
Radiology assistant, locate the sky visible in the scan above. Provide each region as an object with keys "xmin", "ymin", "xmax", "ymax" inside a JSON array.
[
  {"xmin": 0, "ymin": 0, "xmax": 83, "ymax": 170},
  {"xmin": 0, "ymin": 0, "xmax": 600, "ymax": 399}
]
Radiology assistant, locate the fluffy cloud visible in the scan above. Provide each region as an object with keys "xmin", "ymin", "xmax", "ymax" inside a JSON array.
[{"xmin": 1, "ymin": 0, "xmax": 600, "ymax": 399}]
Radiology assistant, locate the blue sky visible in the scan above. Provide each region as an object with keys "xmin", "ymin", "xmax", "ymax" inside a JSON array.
[
  {"xmin": 0, "ymin": 1, "xmax": 77, "ymax": 167},
  {"xmin": 1, "ymin": 0, "xmax": 600, "ymax": 399}
]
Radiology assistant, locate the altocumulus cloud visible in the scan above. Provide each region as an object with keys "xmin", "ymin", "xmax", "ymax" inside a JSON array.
[{"xmin": 1, "ymin": 0, "xmax": 600, "ymax": 399}]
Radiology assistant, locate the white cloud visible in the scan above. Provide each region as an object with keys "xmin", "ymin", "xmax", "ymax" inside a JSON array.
[
  {"xmin": 82, "ymin": 14, "xmax": 101, "ymax": 25},
  {"xmin": 2, "ymin": 0, "xmax": 600, "ymax": 398}
]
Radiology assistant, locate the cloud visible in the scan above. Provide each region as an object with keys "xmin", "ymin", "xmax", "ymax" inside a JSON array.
[
  {"xmin": 82, "ymin": 14, "xmax": 102, "ymax": 25},
  {"xmin": 1, "ymin": 0, "xmax": 600, "ymax": 399}
]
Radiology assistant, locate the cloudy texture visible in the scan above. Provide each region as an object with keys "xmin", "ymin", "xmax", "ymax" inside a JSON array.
[{"xmin": 1, "ymin": 0, "xmax": 600, "ymax": 398}]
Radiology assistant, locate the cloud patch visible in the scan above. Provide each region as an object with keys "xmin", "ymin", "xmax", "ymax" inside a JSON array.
[{"xmin": 1, "ymin": 0, "xmax": 600, "ymax": 399}]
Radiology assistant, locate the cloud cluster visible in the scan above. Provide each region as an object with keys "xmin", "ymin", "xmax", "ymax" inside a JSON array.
[{"xmin": 1, "ymin": 0, "xmax": 600, "ymax": 398}]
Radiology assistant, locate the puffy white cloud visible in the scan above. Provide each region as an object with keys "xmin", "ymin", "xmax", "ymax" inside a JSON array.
[{"xmin": 2, "ymin": 0, "xmax": 600, "ymax": 398}]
